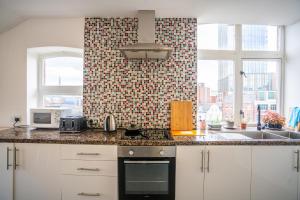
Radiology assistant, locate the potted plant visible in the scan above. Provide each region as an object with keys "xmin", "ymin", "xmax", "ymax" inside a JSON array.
[{"xmin": 262, "ymin": 110, "xmax": 285, "ymax": 130}]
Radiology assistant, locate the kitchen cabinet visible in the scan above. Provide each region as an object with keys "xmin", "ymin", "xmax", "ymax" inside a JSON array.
[
  {"xmin": 0, "ymin": 143, "xmax": 14, "ymax": 200},
  {"xmin": 176, "ymin": 145, "xmax": 251, "ymax": 200},
  {"xmin": 0, "ymin": 143, "xmax": 118, "ymax": 200},
  {"xmin": 61, "ymin": 176, "xmax": 117, "ymax": 200},
  {"xmin": 204, "ymin": 146, "xmax": 251, "ymax": 200},
  {"xmin": 14, "ymin": 143, "xmax": 61, "ymax": 200},
  {"xmin": 60, "ymin": 144, "xmax": 118, "ymax": 200},
  {"xmin": 60, "ymin": 144, "xmax": 117, "ymax": 161},
  {"xmin": 251, "ymin": 146, "xmax": 298, "ymax": 200},
  {"xmin": 176, "ymin": 146, "xmax": 205, "ymax": 200}
]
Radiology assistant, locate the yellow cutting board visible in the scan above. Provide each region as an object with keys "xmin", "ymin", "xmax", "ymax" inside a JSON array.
[
  {"xmin": 171, "ymin": 130, "xmax": 206, "ymax": 136},
  {"xmin": 170, "ymin": 100, "xmax": 193, "ymax": 131}
]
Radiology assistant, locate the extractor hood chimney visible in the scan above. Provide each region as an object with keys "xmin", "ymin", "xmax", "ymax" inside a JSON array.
[{"xmin": 118, "ymin": 10, "xmax": 172, "ymax": 60}]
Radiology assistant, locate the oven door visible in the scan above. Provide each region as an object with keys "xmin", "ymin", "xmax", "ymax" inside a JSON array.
[{"xmin": 118, "ymin": 157, "xmax": 175, "ymax": 200}]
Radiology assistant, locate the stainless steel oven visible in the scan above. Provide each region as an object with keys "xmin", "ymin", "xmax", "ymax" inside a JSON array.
[{"xmin": 118, "ymin": 146, "xmax": 176, "ymax": 200}]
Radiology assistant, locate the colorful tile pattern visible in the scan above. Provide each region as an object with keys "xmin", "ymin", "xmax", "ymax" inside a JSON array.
[{"xmin": 84, "ymin": 18, "xmax": 197, "ymax": 128}]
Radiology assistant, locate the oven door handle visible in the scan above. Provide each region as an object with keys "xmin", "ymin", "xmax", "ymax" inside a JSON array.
[{"xmin": 124, "ymin": 161, "xmax": 170, "ymax": 164}]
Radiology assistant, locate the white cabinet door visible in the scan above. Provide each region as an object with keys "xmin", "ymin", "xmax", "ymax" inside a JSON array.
[
  {"xmin": 252, "ymin": 146, "xmax": 298, "ymax": 200},
  {"xmin": 0, "ymin": 143, "xmax": 14, "ymax": 200},
  {"xmin": 14, "ymin": 143, "xmax": 61, "ymax": 200},
  {"xmin": 204, "ymin": 146, "xmax": 251, "ymax": 200},
  {"xmin": 176, "ymin": 146, "xmax": 205, "ymax": 200}
]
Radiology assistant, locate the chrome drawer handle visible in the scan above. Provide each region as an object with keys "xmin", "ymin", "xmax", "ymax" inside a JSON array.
[
  {"xmin": 201, "ymin": 150, "xmax": 204, "ymax": 172},
  {"xmin": 77, "ymin": 167, "xmax": 100, "ymax": 171},
  {"xmin": 77, "ymin": 152, "xmax": 100, "ymax": 156},
  {"xmin": 78, "ymin": 192, "xmax": 101, "ymax": 197},
  {"xmin": 206, "ymin": 150, "xmax": 210, "ymax": 173},
  {"xmin": 295, "ymin": 150, "xmax": 300, "ymax": 172},
  {"xmin": 7, "ymin": 147, "xmax": 12, "ymax": 170},
  {"xmin": 14, "ymin": 147, "xmax": 20, "ymax": 170}
]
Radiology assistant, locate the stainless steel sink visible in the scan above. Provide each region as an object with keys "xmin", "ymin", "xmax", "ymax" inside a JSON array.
[
  {"xmin": 217, "ymin": 131, "xmax": 288, "ymax": 140},
  {"xmin": 242, "ymin": 132, "xmax": 288, "ymax": 139},
  {"xmin": 267, "ymin": 131, "xmax": 300, "ymax": 139}
]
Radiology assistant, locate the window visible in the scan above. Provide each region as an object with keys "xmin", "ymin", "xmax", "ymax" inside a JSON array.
[
  {"xmin": 198, "ymin": 60, "xmax": 234, "ymax": 123},
  {"xmin": 44, "ymin": 57, "xmax": 83, "ymax": 86},
  {"xmin": 242, "ymin": 60, "xmax": 280, "ymax": 122},
  {"xmin": 268, "ymin": 91, "xmax": 276, "ymax": 100},
  {"xmin": 242, "ymin": 25, "xmax": 279, "ymax": 51},
  {"xmin": 198, "ymin": 24, "xmax": 235, "ymax": 50},
  {"xmin": 39, "ymin": 53, "xmax": 83, "ymax": 114},
  {"xmin": 197, "ymin": 24, "xmax": 283, "ymax": 125},
  {"xmin": 258, "ymin": 104, "xmax": 268, "ymax": 111},
  {"xmin": 270, "ymin": 104, "xmax": 277, "ymax": 111},
  {"xmin": 43, "ymin": 95, "xmax": 83, "ymax": 108}
]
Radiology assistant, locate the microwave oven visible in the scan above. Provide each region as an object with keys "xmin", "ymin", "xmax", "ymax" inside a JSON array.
[{"xmin": 30, "ymin": 108, "xmax": 70, "ymax": 128}]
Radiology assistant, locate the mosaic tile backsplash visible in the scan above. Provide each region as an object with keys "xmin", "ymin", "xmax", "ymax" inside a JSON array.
[{"xmin": 84, "ymin": 18, "xmax": 197, "ymax": 128}]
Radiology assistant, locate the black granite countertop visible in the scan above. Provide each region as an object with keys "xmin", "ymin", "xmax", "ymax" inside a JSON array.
[
  {"xmin": 0, "ymin": 127, "xmax": 300, "ymax": 145},
  {"xmin": 0, "ymin": 127, "xmax": 118, "ymax": 144}
]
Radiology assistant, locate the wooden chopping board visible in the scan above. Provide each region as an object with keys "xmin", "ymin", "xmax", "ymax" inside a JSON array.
[
  {"xmin": 171, "ymin": 130, "xmax": 206, "ymax": 136},
  {"xmin": 170, "ymin": 100, "xmax": 193, "ymax": 131}
]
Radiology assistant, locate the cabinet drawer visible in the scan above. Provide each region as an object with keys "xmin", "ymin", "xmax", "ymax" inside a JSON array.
[
  {"xmin": 61, "ymin": 145, "xmax": 117, "ymax": 161},
  {"xmin": 62, "ymin": 176, "xmax": 117, "ymax": 200},
  {"xmin": 61, "ymin": 160, "xmax": 117, "ymax": 176}
]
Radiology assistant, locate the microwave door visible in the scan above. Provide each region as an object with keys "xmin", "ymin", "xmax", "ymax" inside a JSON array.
[{"xmin": 33, "ymin": 113, "xmax": 52, "ymax": 124}]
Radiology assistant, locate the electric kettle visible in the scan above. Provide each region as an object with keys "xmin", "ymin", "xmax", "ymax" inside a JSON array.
[{"xmin": 104, "ymin": 113, "xmax": 117, "ymax": 132}]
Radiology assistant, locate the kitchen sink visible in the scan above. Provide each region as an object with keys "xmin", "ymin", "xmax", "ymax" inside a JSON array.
[
  {"xmin": 267, "ymin": 131, "xmax": 300, "ymax": 139},
  {"xmin": 242, "ymin": 132, "xmax": 288, "ymax": 139},
  {"xmin": 217, "ymin": 131, "xmax": 288, "ymax": 140}
]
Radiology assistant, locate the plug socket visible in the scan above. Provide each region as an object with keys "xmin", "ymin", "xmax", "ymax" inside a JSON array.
[{"xmin": 14, "ymin": 116, "xmax": 21, "ymax": 123}]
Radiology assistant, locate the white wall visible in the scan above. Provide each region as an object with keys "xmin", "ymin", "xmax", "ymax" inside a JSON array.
[
  {"xmin": 285, "ymin": 20, "xmax": 300, "ymax": 118},
  {"xmin": 26, "ymin": 51, "xmax": 38, "ymax": 122},
  {"xmin": 0, "ymin": 18, "xmax": 84, "ymax": 127}
]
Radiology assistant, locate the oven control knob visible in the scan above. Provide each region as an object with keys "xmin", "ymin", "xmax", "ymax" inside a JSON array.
[
  {"xmin": 159, "ymin": 150, "xmax": 165, "ymax": 156},
  {"xmin": 129, "ymin": 150, "xmax": 134, "ymax": 156}
]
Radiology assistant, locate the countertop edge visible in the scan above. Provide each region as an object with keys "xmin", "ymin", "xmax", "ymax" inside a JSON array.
[{"xmin": 1, "ymin": 128, "xmax": 300, "ymax": 146}]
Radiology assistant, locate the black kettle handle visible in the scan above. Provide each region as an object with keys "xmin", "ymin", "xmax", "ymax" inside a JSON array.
[{"xmin": 106, "ymin": 115, "xmax": 110, "ymax": 131}]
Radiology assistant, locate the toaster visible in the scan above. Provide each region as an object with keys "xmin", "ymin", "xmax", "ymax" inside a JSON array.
[{"xmin": 59, "ymin": 116, "xmax": 88, "ymax": 133}]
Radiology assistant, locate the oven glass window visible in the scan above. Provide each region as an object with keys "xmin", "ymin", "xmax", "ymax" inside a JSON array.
[
  {"xmin": 33, "ymin": 113, "xmax": 51, "ymax": 124},
  {"xmin": 125, "ymin": 161, "xmax": 169, "ymax": 195}
]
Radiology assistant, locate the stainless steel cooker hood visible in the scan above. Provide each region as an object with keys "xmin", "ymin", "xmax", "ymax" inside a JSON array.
[{"xmin": 118, "ymin": 10, "xmax": 172, "ymax": 60}]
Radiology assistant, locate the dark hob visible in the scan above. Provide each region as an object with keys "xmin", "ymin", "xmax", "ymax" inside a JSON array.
[{"xmin": 121, "ymin": 129, "xmax": 172, "ymax": 140}]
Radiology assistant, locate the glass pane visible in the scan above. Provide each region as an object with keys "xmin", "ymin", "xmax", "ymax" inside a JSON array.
[
  {"xmin": 33, "ymin": 113, "xmax": 51, "ymax": 124},
  {"xmin": 242, "ymin": 25, "xmax": 278, "ymax": 51},
  {"xmin": 242, "ymin": 60, "xmax": 280, "ymax": 123},
  {"xmin": 43, "ymin": 95, "xmax": 83, "ymax": 115},
  {"xmin": 125, "ymin": 163, "xmax": 169, "ymax": 195},
  {"xmin": 197, "ymin": 60, "xmax": 234, "ymax": 124},
  {"xmin": 198, "ymin": 24, "xmax": 235, "ymax": 50},
  {"xmin": 44, "ymin": 57, "xmax": 83, "ymax": 86}
]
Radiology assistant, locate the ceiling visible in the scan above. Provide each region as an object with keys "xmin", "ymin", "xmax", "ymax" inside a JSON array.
[{"xmin": 1, "ymin": 0, "xmax": 300, "ymax": 33}]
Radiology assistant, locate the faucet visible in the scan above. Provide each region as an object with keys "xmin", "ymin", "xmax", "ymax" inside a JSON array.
[{"xmin": 257, "ymin": 105, "xmax": 262, "ymax": 131}]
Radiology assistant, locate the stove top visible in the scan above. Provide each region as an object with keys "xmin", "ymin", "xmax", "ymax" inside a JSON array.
[{"xmin": 121, "ymin": 129, "xmax": 172, "ymax": 140}]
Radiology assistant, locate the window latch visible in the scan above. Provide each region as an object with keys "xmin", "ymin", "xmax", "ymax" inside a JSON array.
[{"xmin": 240, "ymin": 71, "xmax": 247, "ymax": 78}]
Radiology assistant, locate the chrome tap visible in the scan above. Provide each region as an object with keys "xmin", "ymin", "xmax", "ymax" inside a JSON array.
[{"xmin": 257, "ymin": 105, "xmax": 262, "ymax": 131}]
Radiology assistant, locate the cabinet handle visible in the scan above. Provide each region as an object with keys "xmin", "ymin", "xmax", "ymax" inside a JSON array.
[
  {"xmin": 78, "ymin": 192, "xmax": 101, "ymax": 197},
  {"xmin": 77, "ymin": 152, "xmax": 100, "ymax": 156},
  {"xmin": 77, "ymin": 167, "xmax": 100, "ymax": 172},
  {"xmin": 14, "ymin": 147, "xmax": 19, "ymax": 170},
  {"xmin": 6, "ymin": 147, "xmax": 12, "ymax": 170},
  {"xmin": 206, "ymin": 150, "xmax": 210, "ymax": 173},
  {"xmin": 295, "ymin": 150, "xmax": 299, "ymax": 172},
  {"xmin": 201, "ymin": 150, "xmax": 204, "ymax": 172}
]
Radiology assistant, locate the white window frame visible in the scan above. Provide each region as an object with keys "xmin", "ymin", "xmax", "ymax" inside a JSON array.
[
  {"xmin": 197, "ymin": 24, "xmax": 285, "ymax": 125},
  {"xmin": 37, "ymin": 51, "xmax": 83, "ymax": 107}
]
